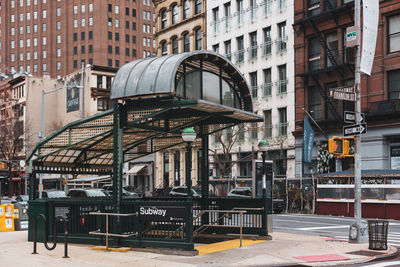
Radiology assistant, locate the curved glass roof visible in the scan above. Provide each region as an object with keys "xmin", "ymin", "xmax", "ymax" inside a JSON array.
[{"xmin": 111, "ymin": 50, "xmax": 254, "ymax": 112}]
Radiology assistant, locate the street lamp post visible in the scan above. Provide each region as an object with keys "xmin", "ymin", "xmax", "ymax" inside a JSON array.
[
  {"xmin": 182, "ymin": 128, "xmax": 196, "ymax": 199},
  {"xmin": 258, "ymin": 140, "xmax": 269, "ymax": 197}
]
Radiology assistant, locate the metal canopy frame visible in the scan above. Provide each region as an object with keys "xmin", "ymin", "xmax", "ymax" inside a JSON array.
[{"xmin": 27, "ymin": 97, "xmax": 261, "ymax": 175}]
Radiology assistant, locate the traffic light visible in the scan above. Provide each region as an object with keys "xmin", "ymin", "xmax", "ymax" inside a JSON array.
[{"xmin": 329, "ymin": 136, "xmax": 352, "ymax": 156}]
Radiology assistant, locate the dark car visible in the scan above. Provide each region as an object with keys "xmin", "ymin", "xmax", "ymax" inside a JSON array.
[
  {"xmin": 169, "ymin": 186, "xmax": 201, "ymax": 197},
  {"xmin": 101, "ymin": 184, "xmax": 140, "ymax": 198},
  {"xmin": 67, "ymin": 188, "xmax": 107, "ymax": 198}
]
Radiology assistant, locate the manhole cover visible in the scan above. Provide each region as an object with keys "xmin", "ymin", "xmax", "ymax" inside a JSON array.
[{"xmin": 346, "ymin": 250, "xmax": 385, "ymax": 256}]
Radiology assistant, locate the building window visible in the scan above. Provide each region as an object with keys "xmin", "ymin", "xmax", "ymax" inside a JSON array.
[
  {"xmin": 115, "ymin": 60, "xmax": 119, "ymax": 67},
  {"xmin": 263, "ymin": 68, "xmax": 272, "ymax": 97},
  {"xmin": 57, "ymin": 35, "xmax": 61, "ymax": 43},
  {"xmin": 126, "ymin": 7, "xmax": 130, "ymax": 16},
  {"xmin": 236, "ymin": 35, "xmax": 244, "ymax": 63},
  {"xmin": 115, "ymin": 5, "xmax": 119, "ymax": 14},
  {"xmin": 250, "ymin": 72, "xmax": 257, "ymax": 98},
  {"xmin": 115, "ymin": 46, "xmax": 120, "ymax": 55},
  {"xmin": 57, "ymin": 62, "xmax": 61, "ymax": 70},
  {"xmin": 161, "ymin": 10, "xmax": 167, "ymax": 29},
  {"xmin": 89, "ymin": 17, "xmax": 93, "ymax": 26},
  {"xmin": 74, "ymin": 5, "xmax": 78, "ymax": 14},
  {"xmin": 308, "ymin": 0, "xmax": 320, "ymax": 16},
  {"xmin": 195, "ymin": 0, "xmax": 202, "ymax": 14},
  {"xmin": 213, "ymin": 44, "xmax": 219, "ymax": 53},
  {"xmin": 108, "ymin": 31, "xmax": 112, "ymax": 40},
  {"xmin": 262, "ymin": 27, "xmax": 272, "ymax": 56},
  {"xmin": 126, "ymin": 34, "xmax": 130, "ymax": 43},
  {"xmin": 42, "ymin": 37, "xmax": 46, "ymax": 45},
  {"xmin": 126, "ymin": 48, "xmax": 130, "ymax": 56},
  {"xmin": 73, "ymin": 33, "xmax": 78, "ymax": 41},
  {"xmin": 57, "ymin": 21, "xmax": 61, "ymax": 30},
  {"xmin": 161, "ymin": 41, "xmax": 167, "ymax": 55},
  {"xmin": 388, "ymin": 69, "xmax": 400, "ymax": 99},
  {"xmin": 308, "ymin": 37, "xmax": 321, "ymax": 70},
  {"xmin": 132, "ymin": 49, "xmax": 137, "ymax": 57},
  {"xmin": 115, "ymin": 32, "xmax": 120, "ymax": 41},
  {"xmin": 115, "ymin": 19, "xmax": 119, "ymax": 27},
  {"xmin": 73, "ymin": 60, "xmax": 78, "ymax": 69},
  {"xmin": 277, "ymin": 21, "xmax": 287, "ymax": 52},
  {"xmin": 132, "ymin": 9, "xmax": 136, "ymax": 17},
  {"xmin": 195, "ymin": 28, "xmax": 202, "ymax": 50},
  {"xmin": 183, "ymin": 33, "xmax": 190, "ymax": 52},
  {"xmin": 132, "ymin": 35, "xmax": 136, "ymax": 44},
  {"xmin": 263, "ymin": 110, "xmax": 272, "ymax": 138},
  {"xmin": 74, "ymin": 19, "xmax": 78, "ymax": 28},
  {"xmin": 278, "ymin": 64, "xmax": 287, "ymax": 94},
  {"xmin": 89, "ymin": 3, "xmax": 93, "ymax": 12},
  {"xmin": 89, "ymin": 45, "xmax": 93, "ymax": 53},
  {"xmin": 57, "ymin": 48, "xmax": 61, "ymax": 57},
  {"xmin": 172, "ymin": 4, "xmax": 178, "ymax": 24},
  {"xmin": 74, "ymin": 46, "xmax": 78, "ymax": 55},
  {"xmin": 81, "ymin": 18, "xmax": 86, "ymax": 27},
  {"xmin": 89, "ymin": 31, "xmax": 93, "ymax": 40},
  {"xmin": 97, "ymin": 98, "xmax": 111, "ymax": 111},
  {"xmin": 108, "ymin": 4, "xmax": 112, "ymax": 12},
  {"xmin": 108, "ymin": 45, "xmax": 112, "ymax": 54},
  {"xmin": 81, "ymin": 4, "xmax": 86, "ymax": 13},
  {"xmin": 326, "ymin": 31, "xmax": 338, "ymax": 67},
  {"xmin": 132, "ymin": 22, "xmax": 136, "ymax": 30},
  {"xmin": 278, "ymin": 107, "xmax": 287, "ymax": 136},
  {"xmin": 81, "ymin": 32, "xmax": 85, "ymax": 40},
  {"xmin": 388, "ymin": 14, "xmax": 400, "ymax": 53},
  {"xmin": 81, "ymin": 45, "xmax": 85, "ymax": 54},
  {"xmin": 108, "ymin": 18, "xmax": 112, "ymax": 26},
  {"xmin": 126, "ymin": 21, "xmax": 130, "ymax": 29},
  {"xmin": 249, "ymin": 31, "xmax": 257, "ymax": 60},
  {"xmin": 172, "ymin": 37, "xmax": 178, "ymax": 54},
  {"xmin": 183, "ymin": 0, "xmax": 190, "ymax": 19}
]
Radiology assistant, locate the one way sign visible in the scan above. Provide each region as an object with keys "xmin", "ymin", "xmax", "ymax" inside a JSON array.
[
  {"xmin": 344, "ymin": 111, "xmax": 365, "ymax": 124},
  {"xmin": 343, "ymin": 123, "xmax": 367, "ymax": 136}
]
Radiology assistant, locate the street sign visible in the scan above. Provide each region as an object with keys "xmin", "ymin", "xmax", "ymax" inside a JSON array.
[
  {"xmin": 139, "ymin": 206, "xmax": 185, "ymax": 222},
  {"xmin": 343, "ymin": 123, "xmax": 367, "ymax": 136},
  {"xmin": 346, "ymin": 26, "xmax": 358, "ymax": 47},
  {"xmin": 344, "ymin": 111, "xmax": 365, "ymax": 124},
  {"xmin": 329, "ymin": 86, "xmax": 356, "ymax": 101}
]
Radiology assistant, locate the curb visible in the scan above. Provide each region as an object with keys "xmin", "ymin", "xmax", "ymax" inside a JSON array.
[{"xmin": 371, "ymin": 245, "xmax": 399, "ymax": 261}]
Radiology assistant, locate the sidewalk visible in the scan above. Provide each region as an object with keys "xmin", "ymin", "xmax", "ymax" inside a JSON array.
[{"xmin": 0, "ymin": 231, "xmax": 397, "ymax": 267}]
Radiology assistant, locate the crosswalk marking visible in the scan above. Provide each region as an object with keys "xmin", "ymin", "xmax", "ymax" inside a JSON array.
[{"xmin": 296, "ymin": 225, "xmax": 350, "ymax": 231}]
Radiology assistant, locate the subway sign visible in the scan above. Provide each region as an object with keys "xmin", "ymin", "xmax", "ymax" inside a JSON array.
[{"xmin": 139, "ymin": 206, "xmax": 185, "ymax": 222}]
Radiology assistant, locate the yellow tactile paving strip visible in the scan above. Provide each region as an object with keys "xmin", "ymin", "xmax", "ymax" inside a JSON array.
[
  {"xmin": 92, "ymin": 246, "xmax": 131, "ymax": 252},
  {"xmin": 195, "ymin": 239, "xmax": 266, "ymax": 255}
]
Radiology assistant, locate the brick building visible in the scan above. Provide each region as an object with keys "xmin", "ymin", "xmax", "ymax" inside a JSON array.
[
  {"xmin": 0, "ymin": 0, "xmax": 156, "ymax": 77},
  {"xmin": 293, "ymin": 0, "xmax": 400, "ymax": 176}
]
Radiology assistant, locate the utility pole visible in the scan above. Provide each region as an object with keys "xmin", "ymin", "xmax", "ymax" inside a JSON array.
[{"xmin": 353, "ymin": 0, "xmax": 362, "ymax": 243}]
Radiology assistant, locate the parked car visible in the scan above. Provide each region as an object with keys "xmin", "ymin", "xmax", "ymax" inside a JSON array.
[
  {"xmin": 169, "ymin": 186, "xmax": 201, "ymax": 197},
  {"xmin": 101, "ymin": 184, "xmax": 140, "ymax": 198},
  {"xmin": 67, "ymin": 188, "xmax": 107, "ymax": 198},
  {"xmin": 227, "ymin": 187, "xmax": 285, "ymax": 214},
  {"xmin": 15, "ymin": 195, "xmax": 29, "ymax": 202},
  {"xmin": 227, "ymin": 187, "xmax": 252, "ymax": 197}
]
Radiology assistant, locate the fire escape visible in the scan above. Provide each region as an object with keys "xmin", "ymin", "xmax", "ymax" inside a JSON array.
[{"xmin": 294, "ymin": 0, "xmax": 355, "ymax": 122}]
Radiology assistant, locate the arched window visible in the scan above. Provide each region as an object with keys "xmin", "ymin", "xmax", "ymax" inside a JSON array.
[
  {"xmin": 195, "ymin": 28, "xmax": 202, "ymax": 50},
  {"xmin": 183, "ymin": 33, "xmax": 190, "ymax": 52},
  {"xmin": 161, "ymin": 10, "xmax": 167, "ymax": 29},
  {"xmin": 171, "ymin": 4, "xmax": 178, "ymax": 24},
  {"xmin": 161, "ymin": 41, "xmax": 167, "ymax": 55},
  {"xmin": 172, "ymin": 37, "xmax": 178, "ymax": 54},
  {"xmin": 176, "ymin": 70, "xmax": 240, "ymax": 109},
  {"xmin": 183, "ymin": 0, "xmax": 190, "ymax": 19}
]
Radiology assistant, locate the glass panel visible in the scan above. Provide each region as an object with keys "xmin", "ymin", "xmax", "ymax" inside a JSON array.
[
  {"xmin": 203, "ymin": 71, "xmax": 220, "ymax": 103},
  {"xmin": 186, "ymin": 71, "xmax": 201, "ymax": 99},
  {"xmin": 222, "ymin": 80, "xmax": 234, "ymax": 107}
]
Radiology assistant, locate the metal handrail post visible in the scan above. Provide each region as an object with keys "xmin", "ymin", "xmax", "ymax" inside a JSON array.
[
  {"xmin": 240, "ymin": 211, "xmax": 243, "ymax": 248},
  {"xmin": 106, "ymin": 214, "xmax": 109, "ymax": 251}
]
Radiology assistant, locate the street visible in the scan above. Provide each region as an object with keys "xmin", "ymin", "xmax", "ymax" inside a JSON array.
[
  {"xmin": 274, "ymin": 214, "xmax": 400, "ymax": 266},
  {"xmin": 274, "ymin": 214, "xmax": 400, "ymax": 247}
]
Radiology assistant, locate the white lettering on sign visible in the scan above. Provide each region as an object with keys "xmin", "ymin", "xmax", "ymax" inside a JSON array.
[{"xmin": 140, "ymin": 207, "xmax": 167, "ymax": 217}]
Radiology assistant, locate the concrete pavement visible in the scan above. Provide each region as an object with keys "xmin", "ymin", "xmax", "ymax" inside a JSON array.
[{"xmin": 0, "ymin": 230, "xmax": 397, "ymax": 267}]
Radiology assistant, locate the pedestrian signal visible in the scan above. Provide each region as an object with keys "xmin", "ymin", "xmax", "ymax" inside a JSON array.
[{"xmin": 328, "ymin": 136, "xmax": 352, "ymax": 156}]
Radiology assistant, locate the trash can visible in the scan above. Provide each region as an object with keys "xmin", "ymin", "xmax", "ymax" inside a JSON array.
[{"xmin": 368, "ymin": 220, "xmax": 389, "ymax": 250}]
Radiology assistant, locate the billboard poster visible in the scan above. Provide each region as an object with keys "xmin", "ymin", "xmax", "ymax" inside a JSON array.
[
  {"xmin": 391, "ymin": 146, "xmax": 400, "ymax": 170},
  {"xmin": 66, "ymin": 85, "xmax": 80, "ymax": 113},
  {"xmin": 360, "ymin": 0, "xmax": 379, "ymax": 75}
]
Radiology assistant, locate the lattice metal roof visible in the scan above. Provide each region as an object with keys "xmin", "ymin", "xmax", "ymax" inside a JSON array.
[{"xmin": 27, "ymin": 99, "xmax": 262, "ymax": 173}]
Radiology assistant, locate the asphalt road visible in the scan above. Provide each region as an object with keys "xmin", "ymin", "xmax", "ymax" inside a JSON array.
[{"xmin": 273, "ymin": 214, "xmax": 400, "ymax": 247}]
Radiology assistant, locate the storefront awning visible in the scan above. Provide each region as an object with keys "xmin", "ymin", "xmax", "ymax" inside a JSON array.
[{"xmin": 126, "ymin": 164, "xmax": 147, "ymax": 175}]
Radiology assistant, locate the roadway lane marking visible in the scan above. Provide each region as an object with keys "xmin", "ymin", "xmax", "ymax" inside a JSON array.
[
  {"xmin": 276, "ymin": 214, "xmax": 356, "ymax": 221},
  {"xmin": 274, "ymin": 219, "xmax": 348, "ymax": 226},
  {"xmin": 363, "ymin": 260, "xmax": 400, "ymax": 267},
  {"xmin": 296, "ymin": 225, "xmax": 350, "ymax": 231}
]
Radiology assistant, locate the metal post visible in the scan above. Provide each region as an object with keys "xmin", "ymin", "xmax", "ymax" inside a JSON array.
[
  {"xmin": 81, "ymin": 63, "xmax": 85, "ymax": 118},
  {"xmin": 24, "ymin": 168, "xmax": 27, "ymax": 196},
  {"xmin": 40, "ymin": 90, "xmax": 45, "ymax": 139},
  {"xmin": 261, "ymin": 152, "xmax": 266, "ymax": 197},
  {"xmin": 239, "ymin": 212, "xmax": 243, "ymax": 248},
  {"xmin": 354, "ymin": 0, "xmax": 362, "ymax": 243},
  {"xmin": 186, "ymin": 142, "xmax": 193, "ymax": 199},
  {"xmin": 63, "ymin": 219, "xmax": 69, "ymax": 258},
  {"xmin": 106, "ymin": 214, "xmax": 109, "ymax": 251}
]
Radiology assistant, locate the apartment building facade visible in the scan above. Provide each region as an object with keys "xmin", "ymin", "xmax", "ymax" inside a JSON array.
[
  {"xmin": 0, "ymin": 0, "xmax": 156, "ymax": 77},
  {"xmin": 153, "ymin": 0, "xmax": 207, "ymax": 55},
  {"xmin": 293, "ymin": 0, "xmax": 400, "ymax": 176},
  {"xmin": 206, "ymin": 0, "xmax": 296, "ymax": 185}
]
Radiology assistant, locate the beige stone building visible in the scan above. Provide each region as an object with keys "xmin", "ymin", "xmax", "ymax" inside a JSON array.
[
  {"xmin": 153, "ymin": 0, "xmax": 207, "ymax": 55},
  {"xmin": 8, "ymin": 65, "xmax": 117, "ymax": 157}
]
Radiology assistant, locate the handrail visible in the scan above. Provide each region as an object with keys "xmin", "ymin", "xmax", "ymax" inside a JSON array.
[
  {"xmin": 32, "ymin": 214, "xmax": 69, "ymax": 258},
  {"xmin": 88, "ymin": 212, "xmax": 138, "ymax": 251},
  {"xmin": 194, "ymin": 209, "xmax": 247, "ymax": 247}
]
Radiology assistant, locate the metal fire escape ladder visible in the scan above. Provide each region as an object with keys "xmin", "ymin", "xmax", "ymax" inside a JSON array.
[
  {"xmin": 308, "ymin": 19, "xmax": 344, "ymax": 78},
  {"xmin": 310, "ymin": 73, "xmax": 341, "ymax": 120},
  {"xmin": 324, "ymin": 0, "xmax": 339, "ymax": 25}
]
